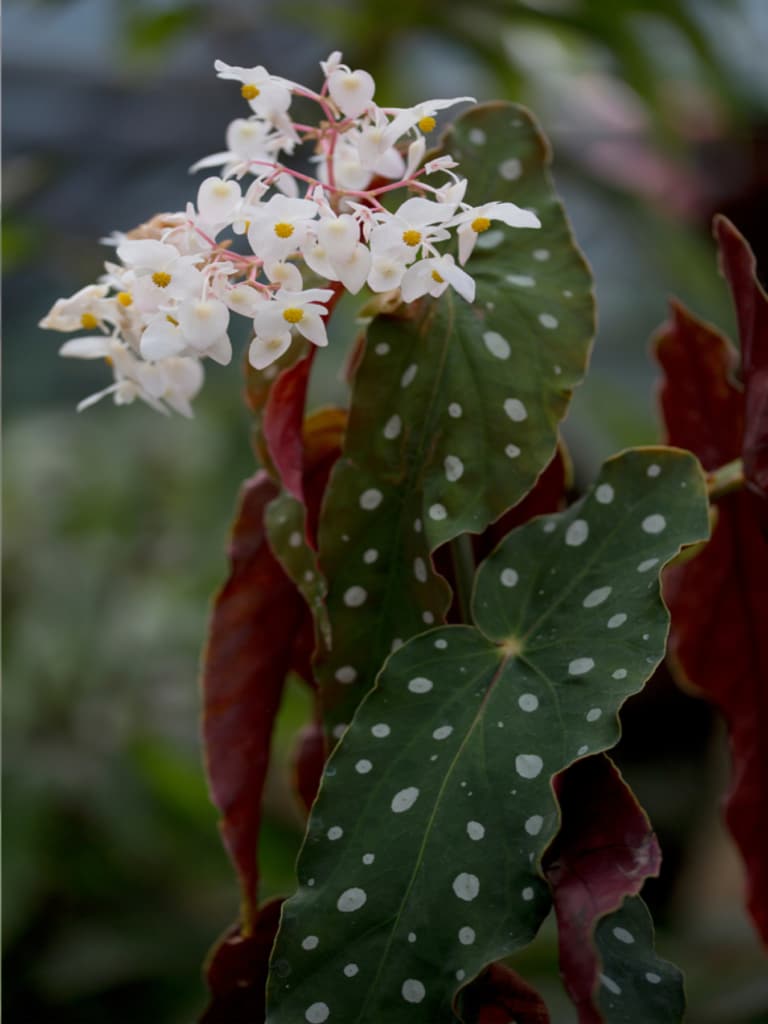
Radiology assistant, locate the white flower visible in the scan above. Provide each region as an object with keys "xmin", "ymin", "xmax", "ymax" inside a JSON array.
[
  {"xmin": 451, "ymin": 201, "xmax": 541, "ymax": 264},
  {"xmin": 248, "ymin": 331, "xmax": 292, "ymax": 370},
  {"xmin": 39, "ymin": 284, "xmax": 112, "ymax": 332},
  {"xmin": 252, "ymin": 288, "xmax": 335, "ymax": 349},
  {"xmin": 116, "ymin": 239, "xmax": 203, "ymax": 310},
  {"xmin": 369, "ymin": 196, "xmax": 457, "ymax": 262},
  {"xmin": 140, "ymin": 298, "xmax": 231, "ymax": 365},
  {"xmin": 214, "ymin": 60, "xmax": 293, "ymax": 122},
  {"xmin": 247, "ymin": 195, "xmax": 318, "ymax": 262},
  {"xmin": 386, "ymin": 97, "xmax": 475, "ymax": 141},
  {"xmin": 327, "ymin": 64, "xmax": 376, "ymax": 118},
  {"xmin": 400, "ymin": 253, "xmax": 475, "ymax": 303},
  {"xmin": 367, "ymin": 251, "xmax": 408, "ymax": 293},
  {"xmin": 196, "ymin": 176, "xmax": 242, "ymax": 227}
]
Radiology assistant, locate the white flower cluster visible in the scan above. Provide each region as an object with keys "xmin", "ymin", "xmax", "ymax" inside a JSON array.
[{"xmin": 40, "ymin": 52, "xmax": 540, "ymax": 415}]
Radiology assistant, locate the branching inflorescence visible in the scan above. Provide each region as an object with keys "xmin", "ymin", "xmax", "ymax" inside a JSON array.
[{"xmin": 39, "ymin": 52, "xmax": 541, "ymax": 416}]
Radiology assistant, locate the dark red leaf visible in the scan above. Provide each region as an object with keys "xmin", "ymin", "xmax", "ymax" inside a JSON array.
[
  {"xmin": 263, "ymin": 351, "xmax": 315, "ymax": 503},
  {"xmin": 543, "ymin": 755, "xmax": 661, "ymax": 1023},
  {"xmin": 200, "ymin": 899, "xmax": 283, "ymax": 1024},
  {"xmin": 291, "ymin": 718, "xmax": 326, "ymax": 813},
  {"xmin": 714, "ymin": 216, "xmax": 768, "ymax": 498},
  {"xmin": 459, "ymin": 962, "xmax": 550, "ymax": 1024},
  {"xmin": 202, "ymin": 472, "xmax": 307, "ymax": 928},
  {"xmin": 655, "ymin": 290, "xmax": 768, "ymax": 947}
]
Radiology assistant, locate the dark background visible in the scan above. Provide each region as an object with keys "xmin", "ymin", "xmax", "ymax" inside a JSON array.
[{"xmin": 4, "ymin": 1, "xmax": 768, "ymax": 1020}]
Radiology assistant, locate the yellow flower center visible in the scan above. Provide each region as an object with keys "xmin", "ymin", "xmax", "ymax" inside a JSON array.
[
  {"xmin": 166, "ymin": 314, "xmax": 179, "ymax": 326},
  {"xmin": 471, "ymin": 216, "xmax": 491, "ymax": 233},
  {"xmin": 274, "ymin": 221, "xmax": 295, "ymax": 239},
  {"xmin": 152, "ymin": 271, "xmax": 172, "ymax": 288},
  {"xmin": 418, "ymin": 116, "xmax": 437, "ymax": 133},
  {"xmin": 241, "ymin": 84, "xmax": 260, "ymax": 100},
  {"xmin": 402, "ymin": 229, "xmax": 422, "ymax": 247},
  {"xmin": 431, "ymin": 270, "xmax": 445, "ymax": 283},
  {"xmin": 80, "ymin": 312, "xmax": 99, "ymax": 329},
  {"xmin": 282, "ymin": 307, "xmax": 304, "ymax": 324},
  {"xmin": 116, "ymin": 291, "xmax": 133, "ymax": 307}
]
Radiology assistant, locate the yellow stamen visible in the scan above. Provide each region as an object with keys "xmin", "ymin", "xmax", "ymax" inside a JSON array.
[
  {"xmin": 116, "ymin": 291, "xmax": 133, "ymax": 307},
  {"xmin": 104, "ymin": 356, "xmax": 113, "ymax": 367},
  {"xmin": 241, "ymin": 84, "xmax": 260, "ymax": 100},
  {"xmin": 402, "ymin": 229, "xmax": 422, "ymax": 247},
  {"xmin": 282, "ymin": 307, "xmax": 304, "ymax": 324},
  {"xmin": 152, "ymin": 271, "xmax": 172, "ymax": 288},
  {"xmin": 431, "ymin": 270, "xmax": 445, "ymax": 283},
  {"xmin": 80, "ymin": 312, "xmax": 99, "ymax": 329},
  {"xmin": 166, "ymin": 314, "xmax": 179, "ymax": 326},
  {"xmin": 418, "ymin": 115, "xmax": 436, "ymax": 133},
  {"xmin": 471, "ymin": 216, "xmax": 491, "ymax": 233},
  {"xmin": 273, "ymin": 221, "xmax": 295, "ymax": 239}
]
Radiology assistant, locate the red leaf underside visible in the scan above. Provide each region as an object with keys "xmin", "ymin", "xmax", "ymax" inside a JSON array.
[
  {"xmin": 544, "ymin": 755, "xmax": 661, "ymax": 1022},
  {"xmin": 656, "ymin": 273, "xmax": 768, "ymax": 946}
]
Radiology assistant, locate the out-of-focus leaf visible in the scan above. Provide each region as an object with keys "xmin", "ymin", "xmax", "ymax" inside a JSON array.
[
  {"xmin": 123, "ymin": 4, "xmax": 204, "ymax": 55},
  {"xmin": 202, "ymin": 472, "xmax": 307, "ymax": 928},
  {"xmin": 266, "ymin": 449, "xmax": 708, "ymax": 1024},
  {"xmin": 291, "ymin": 719, "xmax": 327, "ymax": 814},
  {"xmin": 316, "ymin": 102, "xmax": 594, "ymax": 729},
  {"xmin": 714, "ymin": 216, "xmax": 768, "ymax": 498},
  {"xmin": 458, "ymin": 962, "xmax": 550, "ymax": 1024},
  {"xmin": 200, "ymin": 898, "xmax": 282, "ymax": 1024},
  {"xmin": 656, "ymin": 262, "xmax": 768, "ymax": 947},
  {"xmin": 544, "ymin": 755, "xmax": 681, "ymax": 1022}
]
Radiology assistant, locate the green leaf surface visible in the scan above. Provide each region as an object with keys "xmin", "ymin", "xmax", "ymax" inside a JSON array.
[
  {"xmin": 266, "ymin": 448, "xmax": 708, "ymax": 1024},
  {"xmin": 317, "ymin": 102, "xmax": 595, "ymax": 728},
  {"xmin": 596, "ymin": 897, "xmax": 685, "ymax": 1022}
]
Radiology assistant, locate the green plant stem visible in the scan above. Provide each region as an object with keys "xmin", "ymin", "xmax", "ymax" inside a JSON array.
[
  {"xmin": 707, "ymin": 458, "xmax": 744, "ymax": 500},
  {"xmin": 450, "ymin": 533, "xmax": 476, "ymax": 623}
]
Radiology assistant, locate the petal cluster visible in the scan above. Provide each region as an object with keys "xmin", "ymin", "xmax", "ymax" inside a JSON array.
[{"xmin": 40, "ymin": 51, "xmax": 541, "ymax": 415}]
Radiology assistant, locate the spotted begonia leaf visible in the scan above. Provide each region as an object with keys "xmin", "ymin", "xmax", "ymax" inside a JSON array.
[
  {"xmin": 656, "ymin": 278, "xmax": 768, "ymax": 945},
  {"xmin": 266, "ymin": 448, "xmax": 708, "ymax": 1024},
  {"xmin": 202, "ymin": 472, "xmax": 309, "ymax": 928},
  {"xmin": 595, "ymin": 897, "xmax": 684, "ymax": 1023},
  {"xmin": 316, "ymin": 103, "xmax": 594, "ymax": 728},
  {"xmin": 544, "ymin": 754, "xmax": 681, "ymax": 1022}
]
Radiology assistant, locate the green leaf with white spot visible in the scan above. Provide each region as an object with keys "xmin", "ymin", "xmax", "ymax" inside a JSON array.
[
  {"xmin": 596, "ymin": 897, "xmax": 685, "ymax": 1022},
  {"xmin": 266, "ymin": 493, "xmax": 330, "ymax": 649},
  {"xmin": 317, "ymin": 102, "xmax": 595, "ymax": 728},
  {"xmin": 266, "ymin": 448, "xmax": 708, "ymax": 1024}
]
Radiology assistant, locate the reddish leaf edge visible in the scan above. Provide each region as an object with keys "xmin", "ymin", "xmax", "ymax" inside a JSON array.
[{"xmin": 543, "ymin": 754, "xmax": 662, "ymax": 1024}]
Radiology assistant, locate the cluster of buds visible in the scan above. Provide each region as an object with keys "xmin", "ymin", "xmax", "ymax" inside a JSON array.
[{"xmin": 40, "ymin": 52, "xmax": 540, "ymax": 415}]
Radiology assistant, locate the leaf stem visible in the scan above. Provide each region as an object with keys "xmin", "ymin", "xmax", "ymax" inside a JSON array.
[
  {"xmin": 707, "ymin": 457, "xmax": 744, "ymax": 500},
  {"xmin": 450, "ymin": 533, "xmax": 476, "ymax": 623}
]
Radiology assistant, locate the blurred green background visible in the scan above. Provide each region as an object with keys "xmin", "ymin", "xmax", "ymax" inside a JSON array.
[{"xmin": 4, "ymin": 1, "xmax": 768, "ymax": 1020}]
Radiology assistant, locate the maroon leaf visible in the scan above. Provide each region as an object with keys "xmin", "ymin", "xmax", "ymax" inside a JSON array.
[
  {"xmin": 714, "ymin": 215, "xmax": 768, "ymax": 498},
  {"xmin": 543, "ymin": 755, "xmax": 661, "ymax": 1022},
  {"xmin": 656, "ymin": 294, "xmax": 768, "ymax": 946},
  {"xmin": 202, "ymin": 472, "xmax": 308, "ymax": 929},
  {"xmin": 200, "ymin": 898, "xmax": 283, "ymax": 1024},
  {"xmin": 291, "ymin": 718, "xmax": 326, "ymax": 814},
  {"xmin": 263, "ymin": 351, "xmax": 315, "ymax": 503},
  {"xmin": 459, "ymin": 962, "xmax": 551, "ymax": 1024}
]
